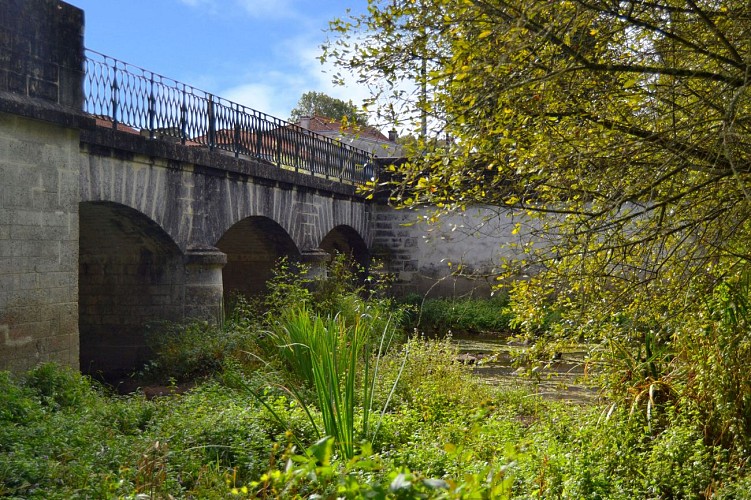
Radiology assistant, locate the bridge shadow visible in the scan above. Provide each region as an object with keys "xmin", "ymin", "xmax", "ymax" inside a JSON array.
[
  {"xmin": 78, "ymin": 205, "xmax": 373, "ymax": 382},
  {"xmin": 78, "ymin": 201, "xmax": 184, "ymax": 382},
  {"xmin": 216, "ymin": 216, "xmax": 300, "ymax": 299}
]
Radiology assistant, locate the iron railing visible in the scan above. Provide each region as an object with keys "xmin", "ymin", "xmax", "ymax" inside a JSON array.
[{"xmin": 84, "ymin": 49, "xmax": 374, "ymax": 184}]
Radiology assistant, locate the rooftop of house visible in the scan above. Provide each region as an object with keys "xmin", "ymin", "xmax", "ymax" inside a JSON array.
[{"xmin": 296, "ymin": 115, "xmax": 404, "ymax": 158}]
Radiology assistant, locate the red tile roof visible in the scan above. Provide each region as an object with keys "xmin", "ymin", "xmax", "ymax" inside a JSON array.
[
  {"xmin": 93, "ymin": 116, "xmax": 140, "ymax": 134},
  {"xmin": 299, "ymin": 115, "xmax": 391, "ymax": 142}
]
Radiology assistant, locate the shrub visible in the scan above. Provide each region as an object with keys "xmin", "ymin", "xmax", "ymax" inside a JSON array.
[
  {"xmin": 680, "ymin": 275, "xmax": 751, "ymax": 454},
  {"xmin": 378, "ymin": 335, "xmax": 493, "ymax": 414},
  {"xmin": 0, "ymin": 372, "xmax": 38, "ymax": 422},
  {"xmin": 406, "ymin": 294, "xmax": 514, "ymax": 335},
  {"xmin": 23, "ymin": 362, "xmax": 99, "ymax": 409},
  {"xmin": 143, "ymin": 295, "xmax": 266, "ymax": 383}
]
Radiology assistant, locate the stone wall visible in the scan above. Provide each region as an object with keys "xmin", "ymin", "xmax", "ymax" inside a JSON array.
[
  {"xmin": 371, "ymin": 205, "xmax": 421, "ymax": 294},
  {"xmin": 0, "ymin": 113, "xmax": 80, "ymax": 371},
  {"xmin": 0, "ymin": 0, "xmax": 84, "ymax": 372},
  {"xmin": 373, "ymin": 204, "xmax": 535, "ymax": 297},
  {"xmin": 0, "ymin": 0, "xmax": 84, "ymax": 108}
]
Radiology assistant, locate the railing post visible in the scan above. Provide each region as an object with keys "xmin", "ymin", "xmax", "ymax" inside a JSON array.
[
  {"xmin": 299, "ymin": 133, "xmax": 307, "ymax": 174},
  {"xmin": 180, "ymin": 86, "xmax": 187, "ymax": 145},
  {"xmin": 148, "ymin": 73, "xmax": 156, "ymax": 139},
  {"xmin": 110, "ymin": 68, "xmax": 119, "ymax": 130},
  {"xmin": 276, "ymin": 126, "xmax": 282, "ymax": 167},
  {"xmin": 233, "ymin": 103, "xmax": 240, "ymax": 158},
  {"xmin": 325, "ymin": 143, "xmax": 332, "ymax": 179},
  {"xmin": 294, "ymin": 128, "xmax": 301, "ymax": 171},
  {"xmin": 208, "ymin": 94, "xmax": 216, "ymax": 151}
]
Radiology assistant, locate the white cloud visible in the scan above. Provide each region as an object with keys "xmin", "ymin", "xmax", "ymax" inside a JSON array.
[
  {"xmin": 294, "ymin": 45, "xmax": 372, "ymax": 106},
  {"xmin": 222, "ymin": 82, "xmax": 293, "ymax": 122},
  {"xmin": 178, "ymin": 0, "xmax": 297, "ymax": 19},
  {"xmin": 177, "ymin": 0, "xmax": 215, "ymax": 9},
  {"xmin": 216, "ymin": 34, "xmax": 415, "ymax": 135},
  {"xmin": 235, "ymin": 0, "xmax": 296, "ymax": 19},
  {"xmin": 292, "ymin": 40, "xmax": 421, "ymax": 135},
  {"xmin": 198, "ymin": 6, "xmax": 416, "ymax": 134}
]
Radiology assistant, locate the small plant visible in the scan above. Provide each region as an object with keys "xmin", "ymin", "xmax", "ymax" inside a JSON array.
[
  {"xmin": 253, "ymin": 304, "xmax": 405, "ymax": 459},
  {"xmin": 142, "ymin": 297, "xmax": 265, "ymax": 383},
  {"xmin": 23, "ymin": 362, "xmax": 97, "ymax": 409},
  {"xmin": 235, "ymin": 436, "xmax": 516, "ymax": 499},
  {"xmin": 262, "ymin": 257, "xmax": 313, "ymax": 317}
]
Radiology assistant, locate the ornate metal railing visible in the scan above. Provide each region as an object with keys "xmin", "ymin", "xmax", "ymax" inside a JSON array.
[{"xmin": 83, "ymin": 49, "xmax": 374, "ymax": 184}]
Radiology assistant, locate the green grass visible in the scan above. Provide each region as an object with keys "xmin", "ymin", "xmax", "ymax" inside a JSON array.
[
  {"xmin": 5, "ymin": 262, "xmax": 751, "ymax": 497},
  {"xmin": 3, "ymin": 342, "xmax": 749, "ymax": 498}
]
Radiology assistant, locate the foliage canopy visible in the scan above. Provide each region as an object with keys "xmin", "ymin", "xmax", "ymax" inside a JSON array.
[
  {"xmin": 326, "ymin": 0, "xmax": 751, "ymax": 326},
  {"xmin": 326, "ymin": 0, "xmax": 751, "ymax": 446}
]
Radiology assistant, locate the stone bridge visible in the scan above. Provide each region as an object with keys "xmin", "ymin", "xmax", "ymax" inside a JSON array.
[
  {"xmin": 0, "ymin": 0, "xmax": 374, "ymax": 378},
  {"xmin": 0, "ymin": 0, "xmax": 523, "ymax": 378}
]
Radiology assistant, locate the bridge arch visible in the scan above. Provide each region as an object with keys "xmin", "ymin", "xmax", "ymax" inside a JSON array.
[
  {"xmin": 215, "ymin": 216, "xmax": 300, "ymax": 298},
  {"xmin": 319, "ymin": 225, "xmax": 370, "ymax": 271},
  {"xmin": 80, "ymin": 154, "xmax": 189, "ymax": 251},
  {"xmin": 78, "ymin": 201, "xmax": 186, "ymax": 380}
]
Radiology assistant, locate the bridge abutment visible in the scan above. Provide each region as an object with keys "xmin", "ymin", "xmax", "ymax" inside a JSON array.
[
  {"xmin": 0, "ymin": 113, "xmax": 81, "ymax": 372},
  {"xmin": 0, "ymin": 0, "xmax": 85, "ymax": 372}
]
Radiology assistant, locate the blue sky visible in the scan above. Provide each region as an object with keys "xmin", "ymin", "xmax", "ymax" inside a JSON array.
[{"xmin": 69, "ymin": 0, "xmax": 369, "ymax": 122}]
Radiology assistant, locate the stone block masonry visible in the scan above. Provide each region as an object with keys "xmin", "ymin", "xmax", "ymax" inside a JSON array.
[
  {"xmin": 373, "ymin": 203, "xmax": 535, "ymax": 297},
  {"xmin": 0, "ymin": 0, "xmax": 84, "ymax": 372},
  {"xmin": 0, "ymin": 113, "xmax": 80, "ymax": 371},
  {"xmin": 371, "ymin": 205, "xmax": 421, "ymax": 295},
  {"xmin": 0, "ymin": 0, "xmax": 84, "ymax": 108}
]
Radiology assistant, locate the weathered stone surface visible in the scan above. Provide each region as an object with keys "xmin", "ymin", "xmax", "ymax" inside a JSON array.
[
  {"xmin": 0, "ymin": 113, "xmax": 80, "ymax": 372},
  {"xmin": 0, "ymin": 0, "xmax": 84, "ymax": 109}
]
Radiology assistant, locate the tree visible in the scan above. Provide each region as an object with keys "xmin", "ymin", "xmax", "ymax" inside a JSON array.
[
  {"xmin": 289, "ymin": 91, "xmax": 369, "ymax": 127},
  {"xmin": 327, "ymin": 0, "xmax": 751, "ymax": 449}
]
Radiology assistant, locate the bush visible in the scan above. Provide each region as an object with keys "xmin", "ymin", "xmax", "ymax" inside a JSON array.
[
  {"xmin": 405, "ymin": 294, "xmax": 514, "ymax": 335},
  {"xmin": 23, "ymin": 362, "xmax": 99, "ymax": 409},
  {"xmin": 142, "ymin": 296, "xmax": 265, "ymax": 383},
  {"xmin": 679, "ymin": 275, "xmax": 751, "ymax": 454}
]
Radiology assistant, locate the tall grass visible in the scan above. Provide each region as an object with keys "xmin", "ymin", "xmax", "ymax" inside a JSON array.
[{"xmin": 264, "ymin": 304, "xmax": 404, "ymax": 459}]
